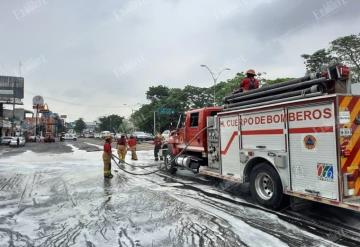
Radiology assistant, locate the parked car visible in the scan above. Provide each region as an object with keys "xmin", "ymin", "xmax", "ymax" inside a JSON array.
[
  {"xmin": 1, "ymin": 136, "xmax": 13, "ymax": 145},
  {"xmin": 84, "ymin": 132, "xmax": 95, "ymax": 138},
  {"xmin": 146, "ymin": 133, "xmax": 154, "ymax": 140},
  {"xmin": 9, "ymin": 137, "xmax": 26, "ymax": 147},
  {"xmin": 132, "ymin": 131, "xmax": 154, "ymax": 141},
  {"xmin": 100, "ymin": 131, "xmax": 111, "ymax": 139},
  {"xmin": 62, "ymin": 133, "xmax": 77, "ymax": 141}
]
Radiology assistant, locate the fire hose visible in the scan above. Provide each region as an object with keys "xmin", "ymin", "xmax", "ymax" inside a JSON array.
[{"xmin": 110, "ymin": 126, "xmax": 210, "ymax": 176}]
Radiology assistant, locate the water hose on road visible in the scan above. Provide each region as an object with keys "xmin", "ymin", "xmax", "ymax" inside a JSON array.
[
  {"xmin": 110, "ymin": 126, "xmax": 210, "ymax": 176},
  {"xmin": 112, "ymin": 155, "xmax": 159, "ymax": 168},
  {"xmin": 111, "ymin": 156, "xmax": 161, "ymax": 175}
]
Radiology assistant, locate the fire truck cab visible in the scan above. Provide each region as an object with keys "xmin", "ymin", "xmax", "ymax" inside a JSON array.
[
  {"xmin": 167, "ymin": 65, "xmax": 360, "ymax": 211},
  {"xmin": 168, "ymin": 107, "xmax": 221, "ymax": 163}
]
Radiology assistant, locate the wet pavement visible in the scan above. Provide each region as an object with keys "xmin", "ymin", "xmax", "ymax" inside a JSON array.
[{"xmin": 0, "ymin": 142, "xmax": 359, "ymax": 246}]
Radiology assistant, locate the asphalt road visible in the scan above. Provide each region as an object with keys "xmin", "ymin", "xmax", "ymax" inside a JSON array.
[
  {"xmin": 0, "ymin": 138, "xmax": 153, "ymax": 157},
  {"xmin": 0, "ymin": 139, "xmax": 359, "ymax": 247}
]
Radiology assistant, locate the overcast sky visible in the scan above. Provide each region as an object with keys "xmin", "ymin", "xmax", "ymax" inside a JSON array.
[{"xmin": 1, "ymin": 0, "xmax": 360, "ymax": 121}]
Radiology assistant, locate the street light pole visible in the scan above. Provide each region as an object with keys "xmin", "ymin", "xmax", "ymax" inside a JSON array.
[
  {"xmin": 153, "ymin": 111, "xmax": 156, "ymax": 135},
  {"xmin": 200, "ymin": 65, "xmax": 230, "ymax": 106}
]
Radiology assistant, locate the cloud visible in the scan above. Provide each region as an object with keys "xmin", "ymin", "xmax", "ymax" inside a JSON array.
[{"xmin": 0, "ymin": 0, "xmax": 359, "ymax": 121}]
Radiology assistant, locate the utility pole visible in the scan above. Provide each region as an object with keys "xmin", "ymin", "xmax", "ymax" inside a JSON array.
[
  {"xmin": 0, "ymin": 103, "xmax": 3, "ymax": 138},
  {"xmin": 35, "ymin": 105, "xmax": 39, "ymax": 136},
  {"xmin": 153, "ymin": 111, "xmax": 156, "ymax": 135},
  {"xmin": 200, "ymin": 65, "xmax": 230, "ymax": 106},
  {"xmin": 109, "ymin": 117, "xmax": 112, "ymax": 132},
  {"xmin": 11, "ymin": 62, "xmax": 22, "ymax": 136},
  {"xmin": 11, "ymin": 77, "xmax": 15, "ymax": 136}
]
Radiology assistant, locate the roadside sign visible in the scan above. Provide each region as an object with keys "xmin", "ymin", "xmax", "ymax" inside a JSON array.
[
  {"xmin": 32, "ymin": 95, "xmax": 44, "ymax": 105},
  {"xmin": 0, "ymin": 89, "xmax": 13, "ymax": 95},
  {"xmin": 158, "ymin": 108, "xmax": 175, "ymax": 115},
  {"xmin": 0, "ymin": 76, "xmax": 24, "ymax": 99}
]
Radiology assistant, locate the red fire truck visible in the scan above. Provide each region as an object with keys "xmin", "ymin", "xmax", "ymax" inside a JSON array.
[{"xmin": 166, "ymin": 65, "xmax": 360, "ymax": 211}]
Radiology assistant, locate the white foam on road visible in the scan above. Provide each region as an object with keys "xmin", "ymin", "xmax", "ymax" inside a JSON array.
[{"xmin": 0, "ymin": 147, "xmax": 344, "ymax": 246}]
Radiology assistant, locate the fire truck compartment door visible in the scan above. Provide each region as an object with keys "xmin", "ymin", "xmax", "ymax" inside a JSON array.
[
  {"xmin": 288, "ymin": 102, "xmax": 339, "ymax": 200},
  {"xmin": 219, "ymin": 115, "xmax": 242, "ymax": 179},
  {"xmin": 241, "ymin": 108, "xmax": 286, "ymax": 151}
]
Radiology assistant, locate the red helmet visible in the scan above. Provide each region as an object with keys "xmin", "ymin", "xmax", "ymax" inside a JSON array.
[{"xmin": 246, "ymin": 69, "xmax": 256, "ymax": 75}]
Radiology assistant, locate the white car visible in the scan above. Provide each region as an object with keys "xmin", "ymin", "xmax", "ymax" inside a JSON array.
[
  {"xmin": 9, "ymin": 137, "xmax": 26, "ymax": 147},
  {"xmin": 63, "ymin": 134, "xmax": 77, "ymax": 141},
  {"xmin": 132, "ymin": 131, "xmax": 154, "ymax": 141},
  {"xmin": 100, "ymin": 131, "xmax": 111, "ymax": 139},
  {"xmin": 1, "ymin": 136, "xmax": 13, "ymax": 145}
]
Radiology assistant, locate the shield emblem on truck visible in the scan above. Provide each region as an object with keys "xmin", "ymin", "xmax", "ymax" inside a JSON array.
[{"xmin": 304, "ymin": 135, "xmax": 316, "ymax": 149}]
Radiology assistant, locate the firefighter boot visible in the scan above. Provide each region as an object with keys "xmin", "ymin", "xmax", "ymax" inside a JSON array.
[{"xmin": 131, "ymin": 150, "xmax": 138, "ymax": 160}]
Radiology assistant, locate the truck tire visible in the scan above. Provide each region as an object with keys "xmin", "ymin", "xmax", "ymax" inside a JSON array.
[
  {"xmin": 164, "ymin": 145, "xmax": 177, "ymax": 174},
  {"xmin": 250, "ymin": 163, "xmax": 284, "ymax": 210}
]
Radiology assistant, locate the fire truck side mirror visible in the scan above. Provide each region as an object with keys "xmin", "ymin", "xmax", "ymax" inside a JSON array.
[{"xmin": 355, "ymin": 115, "xmax": 360, "ymax": 125}]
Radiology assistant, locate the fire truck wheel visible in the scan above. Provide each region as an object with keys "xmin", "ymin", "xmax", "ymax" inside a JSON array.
[{"xmin": 250, "ymin": 163, "xmax": 283, "ymax": 210}]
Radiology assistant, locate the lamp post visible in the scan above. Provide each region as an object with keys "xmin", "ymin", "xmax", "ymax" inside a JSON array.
[{"xmin": 200, "ymin": 65, "xmax": 230, "ymax": 106}]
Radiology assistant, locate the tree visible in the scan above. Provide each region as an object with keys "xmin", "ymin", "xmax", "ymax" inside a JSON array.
[
  {"xmin": 183, "ymin": 85, "xmax": 212, "ymax": 109},
  {"xmin": 98, "ymin": 115, "xmax": 124, "ymax": 133},
  {"xmin": 74, "ymin": 118, "xmax": 86, "ymax": 134},
  {"xmin": 301, "ymin": 34, "xmax": 360, "ymax": 83},
  {"xmin": 330, "ymin": 34, "xmax": 360, "ymax": 82},
  {"xmin": 118, "ymin": 119, "xmax": 133, "ymax": 134},
  {"xmin": 301, "ymin": 49, "xmax": 335, "ymax": 73},
  {"xmin": 130, "ymin": 104, "xmax": 156, "ymax": 133},
  {"xmin": 131, "ymin": 74, "xmax": 299, "ymax": 132},
  {"xmin": 265, "ymin": 77, "xmax": 295, "ymax": 85},
  {"xmin": 214, "ymin": 72, "xmax": 245, "ymax": 104},
  {"xmin": 146, "ymin": 85, "xmax": 170, "ymax": 102}
]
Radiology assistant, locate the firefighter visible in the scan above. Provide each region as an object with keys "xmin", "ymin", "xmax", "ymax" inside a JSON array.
[
  {"xmin": 117, "ymin": 134, "xmax": 127, "ymax": 161},
  {"xmin": 103, "ymin": 136, "xmax": 113, "ymax": 178},
  {"xmin": 239, "ymin": 69, "xmax": 260, "ymax": 92},
  {"xmin": 128, "ymin": 135, "xmax": 138, "ymax": 160},
  {"xmin": 154, "ymin": 133, "xmax": 163, "ymax": 161}
]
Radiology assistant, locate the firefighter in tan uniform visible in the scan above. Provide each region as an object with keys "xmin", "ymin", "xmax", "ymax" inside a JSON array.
[
  {"xmin": 128, "ymin": 135, "xmax": 138, "ymax": 160},
  {"xmin": 117, "ymin": 134, "xmax": 127, "ymax": 161},
  {"xmin": 103, "ymin": 136, "xmax": 113, "ymax": 178}
]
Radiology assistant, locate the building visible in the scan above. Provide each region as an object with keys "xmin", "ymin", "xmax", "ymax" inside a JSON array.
[
  {"xmin": 0, "ymin": 107, "xmax": 33, "ymax": 137},
  {"xmin": 0, "ymin": 75, "xmax": 24, "ymax": 137},
  {"xmin": 0, "ymin": 109, "xmax": 11, "ymax": 137},
  {"xmin": 24, "ymin": 111, "xmax": 65, "ymax": 137}
]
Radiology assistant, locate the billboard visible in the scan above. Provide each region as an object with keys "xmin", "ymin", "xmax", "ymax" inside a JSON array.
[{"xmin": 0, "ymin": 76, "xmax": 24, "ymax": 100}]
